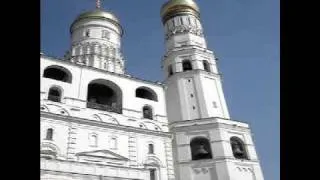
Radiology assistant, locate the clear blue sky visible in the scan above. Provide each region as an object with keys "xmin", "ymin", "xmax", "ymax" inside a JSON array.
[{"xmin": 41, "ymin": 0, "xmax": 279, "ymax": 179}]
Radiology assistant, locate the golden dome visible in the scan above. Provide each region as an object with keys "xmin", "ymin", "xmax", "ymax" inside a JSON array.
[
  {"xmin": 74, "ymin": 9, "xmax": 120, "ymax": 24},
  {"xmin": 160, "ymin": 0, "xmax": 200, "ymax": 23},
  {"xmin": 70, "ymin": 9, "xmax": 123, "ymax": 36}
]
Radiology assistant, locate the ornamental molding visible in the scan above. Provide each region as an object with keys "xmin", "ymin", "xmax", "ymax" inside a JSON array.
[
  {"xmin": 41, "ymin": 111, "xmax": 172, "ymax": 138},
  {"xmin": 166, "ymin": 25, "xmax": 203, "ymax": 40}
]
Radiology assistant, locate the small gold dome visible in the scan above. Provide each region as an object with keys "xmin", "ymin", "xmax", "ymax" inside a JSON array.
[
  {"xmin": 160, "ymin": 0, "xmax": 200, "ymax": 23},
  {"xmin": 74, "ymin": 9, "xmax": 120, "ymax": 24},
  {"xmin": 70, "ymin": 9, "xmax": 123, "ymax": 36}
]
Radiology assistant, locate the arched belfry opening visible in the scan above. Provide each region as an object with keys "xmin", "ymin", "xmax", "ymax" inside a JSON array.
[
  {"xmin": 43, "ymin": 65, "xmax": 72, "ymax": 83},
  {"xmin": 87, "ymin": 79, "xmax": 122, "ymax": 114},
  {"xmin": 136, "ymin": 87, "xmax": 158, "ymax": 101},
  {"xmin": 190, "ymin": 137, "xmax": 213, "ymax": 160},
  {"xmin": 182, "ymin": 60, "xmax": 192, "ymax": 71},
  {"xmin": 230, "ymin": 136, "xmax": 248, "ymax": 160}
]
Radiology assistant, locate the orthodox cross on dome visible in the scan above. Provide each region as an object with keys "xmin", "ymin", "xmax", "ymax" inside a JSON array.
[{"xmin": 96, "ymin": 0, "xmax": 103, "ymax": 9}]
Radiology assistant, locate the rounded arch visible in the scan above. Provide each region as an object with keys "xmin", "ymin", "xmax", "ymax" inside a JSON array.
[
  {"xmin": 87, "ymin": 79, "xmax": 122, "ymax": 114},
  {"xmin": 230, "ymin": 136, "xmax": 248, "ymax": 159},
  {"xmin": 136, "ymin": 86, "xmax": 158, "ymax": 101},
  {"xmin": 190, "ymin": 136, "xmax": 213, "ymax": 160},
  {"xmin": 41, "ymin": 142, "xmax": 60, "ymax": 159},
  {"xmin": 144, "ymin": 156, "xmax": 164, "ymax": 167},
  {"xmin": 48, "ymin": 86, "xmax": 63, "ymax": 102},
  {"xmin": 43, "ymin": 65, "xmax": 72, "ymax": 83}
]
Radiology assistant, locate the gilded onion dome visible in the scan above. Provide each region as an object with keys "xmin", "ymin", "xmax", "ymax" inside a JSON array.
[
  {"xmin": 160, "ymin": 0, "xmax": 200, "ymax": 24},
  {"xmin": 70, "ymin": 9, "xmax": 122, "ymax": 35}
]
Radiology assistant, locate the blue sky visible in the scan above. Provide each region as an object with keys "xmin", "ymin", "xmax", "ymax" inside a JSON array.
[{"xmin": 41, "ymin": 0, "xmax": 279, "ymax": 179}]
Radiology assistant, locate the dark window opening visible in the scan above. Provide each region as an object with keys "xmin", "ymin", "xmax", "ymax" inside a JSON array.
[
  {"xmin": 46, "ymin": 128, "xmax": 53, "ymax": 140},
  {"xmin": 148, "ymin": 144, "xmax": 154, "ymax": 154},
  {"xmin": 182, "ymin": 60, "xmax": 192, "ymax": 71},
  {"xmin": 43, "ymin": 66, "xmax": 72, "ymax": 83},
  {"xmin": 143, "ymin": 106, "xmax": 153, "ymax": 120},
  {"xmin": 230, "ymin": 137, "xmax": 248, "ymax": 160},
  {"xmin": 168, "ymin": 65, "xmax": 173, "ymax": 76},
  {"xmin": 203, "ymin": 60, "xmax": 211, "ymax": 72},
  {"xmin": 136, "ymin": 87, "xmax": 158, "ymax": 101},
  {"xmin": 87, "ymin": 79, "xmax": 122, "ymax": 114},
  {"xmin": 85, "ymin": 29, "xmax": 90, "ymax": 37},
  {"xmin": 48, "ymin": 87, "xmax": 61, "ymax": 102},
  {"xmin": 190, "ymin": 137, "xmax": 213, "ymax": 160},
  {"xmin": 150, "ymin": 169, "xmax": 156, "ymax": 180}
]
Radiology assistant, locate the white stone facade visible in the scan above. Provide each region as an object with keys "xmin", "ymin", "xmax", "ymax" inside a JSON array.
[{"xmin": 41, "ymin": 1, "xmax": 265, "ymax": 180}]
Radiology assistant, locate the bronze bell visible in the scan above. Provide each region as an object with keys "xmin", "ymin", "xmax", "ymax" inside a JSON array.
[
  {"xmin": 233, "ymin": 145, "xmax": 243, "ymax": 155},
  {"xmin": 195, "ymin": 145, "xmax": 208, "ymax": 156}
]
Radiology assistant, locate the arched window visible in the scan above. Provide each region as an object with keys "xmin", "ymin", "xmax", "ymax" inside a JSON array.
[
  {"xmin": 45, "ymin": 128, "xmax": 53, "ymax": 140},
  {"xmin": 89, "ymin": 134, "xmax": 98, "ymax": 147},
  {"xmin": 87, "ymin": 79, "xmax": 122, "ymax": 114},
  {"xmin": 136, "ymin": 87, "xmax": 158, "ymax": 101},
  {"xmin": 230, "ymin": 137, "xmax": 248, "ymax": 159},
  {"xmin": 168, "ymin": 65, "xmax": 173, "ymax": 76},
  {"xmin": 43, "ymin": 66, "xmax": 72, "ymax": 83},
  {"xmin": 48, "ymin": 87, "xmax": 61, "ymax": 102},
  {"xmin": 143, "ymin": 106, "xmax": 153, "ymax": 120},
  {"xmin": 182, "ymin": 60, "xmax": 192, "ymax": 71},
  {"xmin": 203, "ymin": 60, "xmax": 211, "ymax": 72},
  {"xmin": 148, "ymin": 144, "xmax": 154, "ymax": 154},
  {"xmin": 190, "ymin": 137, "xmax": 212, "ymax": 160}
]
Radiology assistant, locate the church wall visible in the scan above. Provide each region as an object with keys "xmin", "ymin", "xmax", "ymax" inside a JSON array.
[
  {"xmin": 41, "ymin": 56, "xmax": 167, "ymax": 123},
  {"xmin": 41, "ymin": 118, "xmax": 70, "ymax": 159}
]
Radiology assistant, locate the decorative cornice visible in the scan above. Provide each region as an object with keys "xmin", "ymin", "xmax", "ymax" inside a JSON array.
[
  {"xmin": 166, "ymin": 25, "xmax": 203, "ymax": 40},
  {"xmin": 41, "ymin": 111, "xmax": 172, "ymax": 138},
  {"xmin": 41, "ymin": 54, "xmax": 165, "ymax": 87}
]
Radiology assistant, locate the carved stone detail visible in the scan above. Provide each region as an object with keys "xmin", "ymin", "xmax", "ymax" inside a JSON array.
[{"xmin": 166, "ymin": 25, "xmax": 203, "ymax": 40}]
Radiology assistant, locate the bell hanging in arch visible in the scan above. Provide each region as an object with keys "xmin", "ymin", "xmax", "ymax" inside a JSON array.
[
  {"xmin": 233, "ymin": 145, "xmax": 243, "ymax": 155},
  {"xmin": 194, "ymin": 145, "xmax": 209, "ymax": 157}
]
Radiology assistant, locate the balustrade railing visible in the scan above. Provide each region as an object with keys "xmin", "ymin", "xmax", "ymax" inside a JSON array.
[
  {"xmin": 48, "ymin": 95, "xmax": 61, "ymax": 102},
  {"xmin": 87, "ymin": 102, "xmax": 122, "ymax": 114}
]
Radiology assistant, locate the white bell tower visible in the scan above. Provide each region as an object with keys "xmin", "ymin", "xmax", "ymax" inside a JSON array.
[
  {"xmin": 66, "ymin": 0, "xmax": 125, "ymax": 74},
  {"xmin": 160, "ymin": 1, "xmax": 265, "ymax": 180}
]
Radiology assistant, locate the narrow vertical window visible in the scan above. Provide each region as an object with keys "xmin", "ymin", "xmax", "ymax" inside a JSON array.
[
  {"xmin": 143, "ymin": 106, "xmax": 153, "ymax": 120},
  {"xmin": 102, "ymin": 30, "xmax": 109, "ymax": 39},
  {"xmin": 110, "ymin": 137, "xmax": 117, "ymax": 149},
  {"xmin": 150, "ymin": 169, "xmax": 156, "ymax": 180},
  {"xmin": 46, "ymin": 128, "xmax": 53, "ymax": 140},
  {"xmin": 203, "ymin": 60, "xmax": 211, "ymax": 72},
  {"xmin": 89, "ymin": 134, "xmax": 98, "ymax": 147},
  {"xmin": 85, "ymin": 29, "xmax": 90, "ymax": 37},
  {"xmin": 148, "ymin": 144, "xmax": 154, "ymax": 154},
  {"xmin": 168, "ymin": 65, "xmax": 173, "ymax": 76},
  {"xmin": 180, "ymin": 17, "xmax": 183, "ymax": 25}
]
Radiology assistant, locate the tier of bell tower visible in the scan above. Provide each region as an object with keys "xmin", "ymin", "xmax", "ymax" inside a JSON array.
[
  {"xmin": 66, "ymin": 4, "xmax": 125, "ymax": 74},
  {"xmin": 161, "ymin": 0, "xmax": 230, "ymax": 122},
  {"xmin": 160, "ymin": 1, "xmax": 265, "ymax": 180}
]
